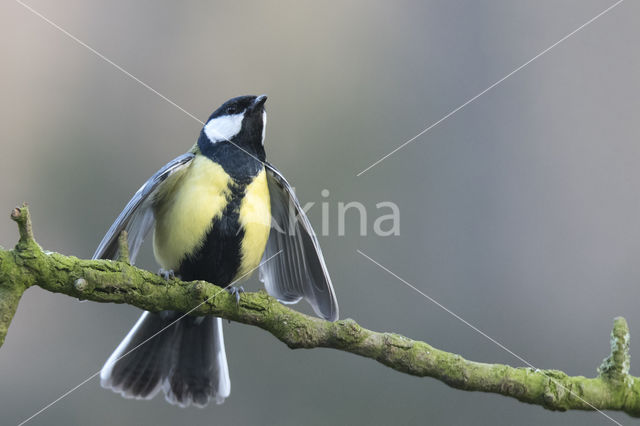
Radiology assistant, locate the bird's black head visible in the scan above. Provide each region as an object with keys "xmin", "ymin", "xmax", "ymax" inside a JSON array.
[{"xmin": 198, "ymin": 94, "xmax": 267, "ymax": 157}]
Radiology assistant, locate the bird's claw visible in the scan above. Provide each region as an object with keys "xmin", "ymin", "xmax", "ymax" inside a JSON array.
[
  {"xmin": 226, "ymin": 286, "xmax": 245, "ymax": 306},
  {"xmin": 158, "ymin": 268, "xmax": 176, "ymax": 281}
]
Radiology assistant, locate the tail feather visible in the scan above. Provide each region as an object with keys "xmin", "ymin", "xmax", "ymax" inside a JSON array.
[
  {"xmin": 166, "ymin": 317, "xmax": 214, "ymax": 407},
  {"xmin": 100, "ymin": 311, "xmax": 230, "ymax": 406},
  {"xmin": 122, "ymin": 323, "xmax": 178, "ymax": 398},
  {"xmin": 213, "ymin": 318, "xmax": 231, "ymax": 403},
  {"xmin": 165, "ymin": 317, "xmax": 230, "ymax": 406},
  {"xmin": 100, "ymin": 312, "xmax": 170, "ymax": 400}
]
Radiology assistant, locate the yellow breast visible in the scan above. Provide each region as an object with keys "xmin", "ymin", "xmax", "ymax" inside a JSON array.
[
  {"xmin": 235, "ymin": 168, "xmax": 271, "ymax": 281},
  {"xmin": 152, "ymin": 156, "xmax": 232, "ymax": 270}
]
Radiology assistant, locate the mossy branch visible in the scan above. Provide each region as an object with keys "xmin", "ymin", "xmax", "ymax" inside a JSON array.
[{"xmin": 1, "ymin": 207, "xmax": 639, "ymax": 418}]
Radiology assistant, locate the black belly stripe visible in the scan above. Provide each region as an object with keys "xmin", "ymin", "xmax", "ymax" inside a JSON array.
[{"xmin": 177, "ymin": 182, "xmax": 246, "ymax": 286}]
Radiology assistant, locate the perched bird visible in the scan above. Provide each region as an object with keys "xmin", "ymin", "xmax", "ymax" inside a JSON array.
[{"xmin": 94, "ymin": 95, "xmax": 338, "ymax": 407}]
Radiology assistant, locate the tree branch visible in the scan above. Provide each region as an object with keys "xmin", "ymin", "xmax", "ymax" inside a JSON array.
[{"xmin": 1, "ymin": 206, "xmax": 639, "ymax": 417}]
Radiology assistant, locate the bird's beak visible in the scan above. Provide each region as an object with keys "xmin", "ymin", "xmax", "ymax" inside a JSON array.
[{"xmin": 251, "ymin": 94, "xmax": 267, "ymax": 111}]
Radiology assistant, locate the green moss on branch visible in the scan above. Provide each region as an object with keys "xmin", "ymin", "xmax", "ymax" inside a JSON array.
[{"xmin": 1, "ymin": 206, "xmax": 639, "ymax": 418}]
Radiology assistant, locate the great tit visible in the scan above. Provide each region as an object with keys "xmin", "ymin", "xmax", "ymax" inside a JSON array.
[{"xmin": 93, "ymin": 95, "xmax": 339, "ymax": 407}]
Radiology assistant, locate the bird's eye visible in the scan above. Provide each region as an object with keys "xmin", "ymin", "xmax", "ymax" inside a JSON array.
[{"xmin": 226, "ymin": 106, "xmax": 237, "ymax": 114}]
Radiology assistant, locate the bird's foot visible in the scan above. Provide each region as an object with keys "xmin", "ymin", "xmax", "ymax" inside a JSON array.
[
  {"xmin": 226, "ymin": 286, "xmax": 245, "ymax": 306},
  {"xmin": 158, "ymin": 268, "xmax": 176, "ymax": 281}
]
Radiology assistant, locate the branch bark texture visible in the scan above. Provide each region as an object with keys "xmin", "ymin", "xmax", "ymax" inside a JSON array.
[{"xmin": 1, "ymin": 206, "xmax": 639, "ymax": 417}]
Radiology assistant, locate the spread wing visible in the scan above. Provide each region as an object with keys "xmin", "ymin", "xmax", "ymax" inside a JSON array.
[
  {"xmin": 93, "ymin": 153, "xmax": 195, "ymax": 263},
  {"xmin": 259, "ymin": 162, "xmax": 339, "ymax": 321}
]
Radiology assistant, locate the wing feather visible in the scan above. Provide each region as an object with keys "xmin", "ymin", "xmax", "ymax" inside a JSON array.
[
  {"xmin": 259, "ymin": 163, "xmax": 339, "ymax": 321},
  {"xmin": 92, "ymin": 153, "xmax": 195, "ymax": 263}
]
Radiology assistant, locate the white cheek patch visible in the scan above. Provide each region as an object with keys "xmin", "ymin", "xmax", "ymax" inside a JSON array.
[
  {"xmin": 261, "ymin": 111, "xmax": 267, "ymax": 145},
  {"xmin": 204, "ymin": 113, "xmax": 244, "ymax": 143}
]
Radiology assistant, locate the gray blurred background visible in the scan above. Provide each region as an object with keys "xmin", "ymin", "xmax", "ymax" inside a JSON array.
[{"xmin": 1, "ymin": 0, "xmax": 639, "ymax": 425}]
